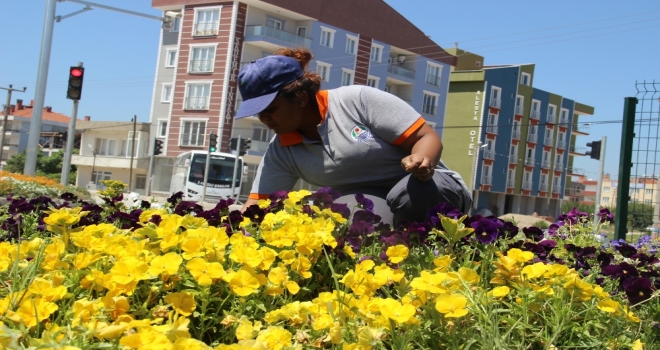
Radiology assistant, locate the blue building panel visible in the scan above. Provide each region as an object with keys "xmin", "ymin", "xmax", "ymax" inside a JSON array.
[
  {"xmin": 309, "ymin": 22, "xmax": 357, "ymax": 90},
  {"xmin": 475, "ymin": 66, "xmax": 519, "ymax": 193}
]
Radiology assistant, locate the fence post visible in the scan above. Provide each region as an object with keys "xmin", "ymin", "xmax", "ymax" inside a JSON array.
[{"xmin": 614, "ymin": 97, "xmax": 637, "ymax": 240}]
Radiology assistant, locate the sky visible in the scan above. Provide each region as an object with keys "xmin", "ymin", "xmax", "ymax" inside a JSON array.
[{"xmin": 1, "ymin": 0, "xmax": 659, "ymax": 179}]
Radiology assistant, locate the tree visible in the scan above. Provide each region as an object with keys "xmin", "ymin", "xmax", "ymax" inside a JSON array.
[{"xmin": 3, "ymin": 150, "xmax": 78, "ymax": 185}]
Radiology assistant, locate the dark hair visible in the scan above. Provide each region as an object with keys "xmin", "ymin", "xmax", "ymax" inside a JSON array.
[{"xmin": 273, "ymin": 48, "xmax": 322, "ymax": 105}]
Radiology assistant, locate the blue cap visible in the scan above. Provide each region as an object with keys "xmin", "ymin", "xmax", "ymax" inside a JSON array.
[{"xmin": 235, "ymin": 55, "xmax": 304, "ymax": 119}]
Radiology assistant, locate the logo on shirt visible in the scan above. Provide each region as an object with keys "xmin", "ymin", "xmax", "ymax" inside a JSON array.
[{"xmin": 350, "ymin": 125, "xmax": 373, "ymax": 143}]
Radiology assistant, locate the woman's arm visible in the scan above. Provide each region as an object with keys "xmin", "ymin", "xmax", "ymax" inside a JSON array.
[
  {"xmin": 399, "ymin": 122, "xmax": 443, "ymax": 182},
  {"xmin": 241, "ymin": 198, "xmax": 260, "ymax": 212}
]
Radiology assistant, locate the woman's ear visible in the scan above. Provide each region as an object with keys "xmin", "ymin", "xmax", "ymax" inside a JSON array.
[{"xmin": 297, "ymin": 91, "xmax": 309, "ymax": 107}]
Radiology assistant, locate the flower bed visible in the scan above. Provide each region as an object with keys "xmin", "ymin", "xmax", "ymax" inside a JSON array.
[
  {"xmin": 0, "ymin": 182, "xmax": 658, "ymax": 349},
  {"xmin": 0, "ymin": 171, "xmax": 89, "ymax": 199}
]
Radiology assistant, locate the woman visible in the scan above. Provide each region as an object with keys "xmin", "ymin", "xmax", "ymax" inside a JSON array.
[{"xmin": 236, "ymin": 48, "xmax": 471, "ymax": 223}]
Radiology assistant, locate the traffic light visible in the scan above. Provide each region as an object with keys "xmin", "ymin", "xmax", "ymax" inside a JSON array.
[
  {"xmin": 66, "ymin": 66, "xmax": 85, "ymax": 100},
  {"xmin": 229, "ymin": 137, "xmax": 238, "ymax": 151},
  {"xmin": 209, "ymin": 133, "xmax": 218, "ymax": 152},
  {"xmin": 586, "ymin": 140, "xmax": 601, "ymax": 160},
  {"xmin": 154, "ymin": 139, "xmax": 163, "ymax": 155},
  {"xmin": 240, "ymin": 138, "xmax": 252, "ymax": 156}
]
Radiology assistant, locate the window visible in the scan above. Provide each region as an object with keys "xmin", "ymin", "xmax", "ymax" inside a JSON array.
[
  {"xmin": 540, "ymin": 174, "xmax": 548, "ymax": 186},
  {"xmin": 320, "ymin": 27, "xmax": 335, "ymax": 48},
  {"xmin": 542, "ymin": 150, "xmax": 550, "ymax": 167},
  {"xmin": 560, "ymin": 108, "xmax": 569, "ymax": 123},
  {"xmin": 119, "ymin": 139, "xmax": 128, "ymax": 157},
  {"xmin": 603, "ymin": 197, "xmax": 610, "ymax": 202},
  {"xmin": 266, "ymin": 18, "xmax": 282, "ymax": 30},
  {"xmin": 515, "ymin": 95, "xmax": 524, "ymax": 115},
  {"xmin": 385, "ymin": 84, "xmax": 392, "ymax": 93},
  {"xmin": 346, "ymin": 35, "xmax": 357, "ymax": 55},
  {"xmin": 170, "ymin": 16, "xmax": 181, "ymax": 32},
  {"xmin": 510, "ymin": 145, "xmax": 518, "ymax": 159},
  {"xmin": 341, "ymin": 69, "xmax": 354, "ymax": 86},
  {"xmin": 296, "ymin": 26, "xmax": 307, "ymax": 38},
  {"xmin": 426, "ymin": 63, "xmax": 442, "ymax": 86},
  {"xmin": 521, "ymin": 72, "xmax": 531, "ymax": 86},
  {"xmin": 252, "ymin": 125, "xmax": 270, "ymax": 142},
  {"xmin": 125, "ymin": 131, "xmax": 141, "ymax": 157},
  {"xmin": 161, "ymin": 84, "xmax": 173, "ymax": 103},
  {"xmin": 370, "ymin": 44, "xmax": 383, "ymax": 62},
  {"xmin": 158, "ymin": 120, "xmax": 168, "ymax": 137},
  {"xmin": 184, "ymin": 82, "xmax": 211, "ymax": 110},
  {"xmin": 645, "ymin": 199, "xmax": 652, "ymax": 205},
  {"xmin": 604, "ymin": 186, "xmax": 610, "ymax": 192},
  {"xmin": 189, "ymin": 46, "xmax": 216, "ymax": 73},
  {"xmin": 547, "ymin": 104, "xmax": 557, "ymax": 118},
  {"xmin": 482, "ymin": 165, "xmax": 492, "ymax": 184},
  {"xmin": 646, "ymin": 189, "xmax": 653, "ymax": 195},
  {"xmin": 95, "ymin": 138, "xmax": 116, "ymax": 156},
  {"xmin": 165, "ymin": 50, "xmax": 177, "ymax": 68},
  {"xmin": 529, "ymin": 124, "xmax": 537, "ymax": 136},
  {"xmin": 489, "ymin": 86, "xmax": 501, "ymax": 108},
  {"xmin": 531, "ymin": 100, "xmax": 541, "ymax": 119},
  {"xmin": 545, "ymin": 127, "xmax": 553, "ymax": 141},
  {"xmin": 487, "ymin": 113, "xmax": 498, "ymax": 126},
  {"xmin": 135, "ymin": 174, "xmax": 147, "ymax": 190},
  {"xmin": 366, "ymin": 76, "xmax": 379, "ymax": 88},
  {"xmin": 422, "ymin": 92, "xmax": 439, "ymax": 116},
  {"xmin": 194, "ymin": 7, "xmax": 221, "ymax": 36},
  {"xmin": 92, "ymin": 171, "xmax": 112, "ymax": 186},
  {"xmin": 180, "ymin": 120, "xmax": 206, "ymax": 146},
  {"xmin": 316, "ymin": 61, "xmax": 331, "ymax": 82}
]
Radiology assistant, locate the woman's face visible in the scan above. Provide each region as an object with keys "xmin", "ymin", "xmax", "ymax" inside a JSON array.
[{"xmin": 258, "ymin": 96, "xmax": 304, "ymax": 135}]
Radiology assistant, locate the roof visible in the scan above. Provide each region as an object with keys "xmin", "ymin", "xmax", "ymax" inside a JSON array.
[{"xmin": 12, "ymin": 106, "xmax": 71, "ymax": 124}]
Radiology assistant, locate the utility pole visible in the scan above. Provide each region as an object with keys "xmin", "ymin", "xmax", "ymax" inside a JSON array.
[
  {"xmin": 0, "ymin": 85, "xmax": 27, "ymax": 168},
  {"xmin": 593, "ymin": 136, "xmax": 607, "ymax": 231},
  {"xmin": 200, "ymin": 131, "xmax": 214, "ymax": 203},
  {"xmin": 60, "ymin": 63, "xmax": 83, "ymax": 186},
  {"xmin": 230, "ymin": 135, "xmax": 242, "ymax": 200},
  {"xmin": 24, "ymin": 0, "xmax": 179, "ymax": 176},
  {"xmin": 128, "ymin": 115, "xmax": 137, "ymax": 193}
]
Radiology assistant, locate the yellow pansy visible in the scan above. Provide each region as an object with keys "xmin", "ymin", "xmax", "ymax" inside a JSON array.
[
  {"xmin": 435, "ymin": 294, "xmax": 468, "ymax": 318},
  {"xmin": 149, "ymin": 252, "xmax": 183, "ymax": 277},
  {"xmin": 379, "ymin": 298, "xmax": 416, "ymax": 324},
  {"xmin": 229, "ymin": 269, "xmax": 261, "ymax": 296},
  {"xmin": 186, "ymin": 258, "xmax": 225, "ymax": 286},
  {"xmin": 386, "ymin": 244, "xmax": 409, "ymax": 264},
  {"xmin": 164, "ymin": 292, "xmax": 196, "ymax": 316}
]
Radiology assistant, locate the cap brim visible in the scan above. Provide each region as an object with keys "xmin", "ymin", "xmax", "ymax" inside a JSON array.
[{"xmin": 235, "ymin": 91, "xmax": 279, "ymax": 119}]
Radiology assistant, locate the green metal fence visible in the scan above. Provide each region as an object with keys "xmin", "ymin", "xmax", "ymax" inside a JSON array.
[{"xmin": 615, "ymin": 81, "xmax": 660, "ymax": 240}]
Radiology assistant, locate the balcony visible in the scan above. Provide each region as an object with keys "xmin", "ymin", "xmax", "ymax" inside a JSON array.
[
  {"xmin": 571, "ymin": 124, "xmax": 590, "ymax": 135},
  {"xmin": 71, "ymin": 154, "xmax": 150, "ymax": 170},
  {"xmin": 506, "ymin": 179, "xmax": 515, "ymax": 188},
  {"xmin": 525, "ymin": 158, "xmax": 535, "ymax": 167},
  {"xmin": 557, "ymin": 141, "xmax": 567, "ymax": 150},
  {"xmin": 531, "ymin": 110, "xmax": 541, "ymax": 120},
  {"xmin": 554, "ymin": 162, "xmax": 563, "ymax": 171},
  {"xmin": 509, "ymin": 155, "xmax": 518, "ymax": 164},
  {"xmin": 569, "ymin": 145, "xmax": 586, "ymax": 155},
  {"xmin": 541, "ymin": 160, "xmax": 551, "ymax": 169},
  {"xmin": 245, "ymin": 25, "xmax": 312, "ymax": 47},
  {"xmin": 189, "ymin": 60, "xmax": 213, "ymax": 73},
  {"xmin": 523, "ymin": 181, "xmax": 533, "ymax": 190},
  {"xmin": 387, "ymin": 64, "xmax": 416, "ymax": 79},
  {"xmin": 481, "ymin": 176, "xmax": 492, "ymax": 185},
  {"xmin": 527, "ymin": 133, "xmax": 538, "ymax": 143},
  {"xmin": 547, "ymin": 113, "xmax": 557, "ymax": 124},
  {"xmin": 553, "ymin": 185, "xmax": 563, "ymax": 194},
  {"xmin": 485, "ymin": 125, "xmax": 498, "ymax": 134},
  {"xmin": 512, "ymin": 130, "xmax": 521, "ymax": 140},
  {"xmin": 565, "ymin": 187, "xmax": 582, "ymax": 196},
  {"xmin": 483, "ymin": 150, "xmax": 495, "ymax": 159},
  {"xmin": 567, "ymin": 166, "xmax": 585, "ymax": 176},
  {"xmin": 539, "ymin": 183, "xmax": 548, "ymax": 192},
  {"xmin": 489, "ymin": 98, "xmax": 501, "ymax": 108},
  {"xmin": 544, "ymin": 137, "xmax": 554, "ymax": 146},
  {"xmin": 515, "ymin": 105, "xmax": 524, "ymax": 115}
]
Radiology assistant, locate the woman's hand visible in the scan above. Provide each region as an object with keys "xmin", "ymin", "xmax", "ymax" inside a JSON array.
[{"xmin": 401, "ymin": 154, "xmax": 435, "ymax": 181}]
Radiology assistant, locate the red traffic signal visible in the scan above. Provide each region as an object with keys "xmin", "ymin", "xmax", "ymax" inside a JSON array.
[{"xmin": 67, "ymin": 66, "xmax": 85, "ymax": 100}]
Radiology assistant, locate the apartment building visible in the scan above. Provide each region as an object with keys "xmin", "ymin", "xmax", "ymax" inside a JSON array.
[
  {"xmin": 442, "ymin": 48, "xmax": 594, "ymax": 218},
  {"xmin": 0, "ymin": 99, "xmax": 72, "ymax": 169},
  {"xmin": 148, "ymin": 0, "xmax": 456, "ymax": 196},
  {"xmin": 70, "ymin": 120, "xmax": 152, "ymax": 193}
]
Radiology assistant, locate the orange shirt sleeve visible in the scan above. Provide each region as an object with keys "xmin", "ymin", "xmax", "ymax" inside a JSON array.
[
  {"xmin": 392, "ymin": 117, "xmax": 425, "ymax": 146},
  {"xmin": 248, "ymin": 193, "xmax": 270, "ymax": 200}
]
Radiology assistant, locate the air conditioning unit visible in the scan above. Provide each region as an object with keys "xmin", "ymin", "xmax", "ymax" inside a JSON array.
[{"xmin": 397, "ymin": 55, "xmax": 406, "ymax": 63}]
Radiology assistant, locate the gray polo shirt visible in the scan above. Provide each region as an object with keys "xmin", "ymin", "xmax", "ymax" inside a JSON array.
[{"xmin": 249, "ymin": 85, "xmax": 429, "ymax": 199}]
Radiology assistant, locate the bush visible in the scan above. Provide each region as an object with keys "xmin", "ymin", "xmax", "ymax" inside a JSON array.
[{"xmin": 532, "ymin": 219, "xmax": 550, "ymax": 229}]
